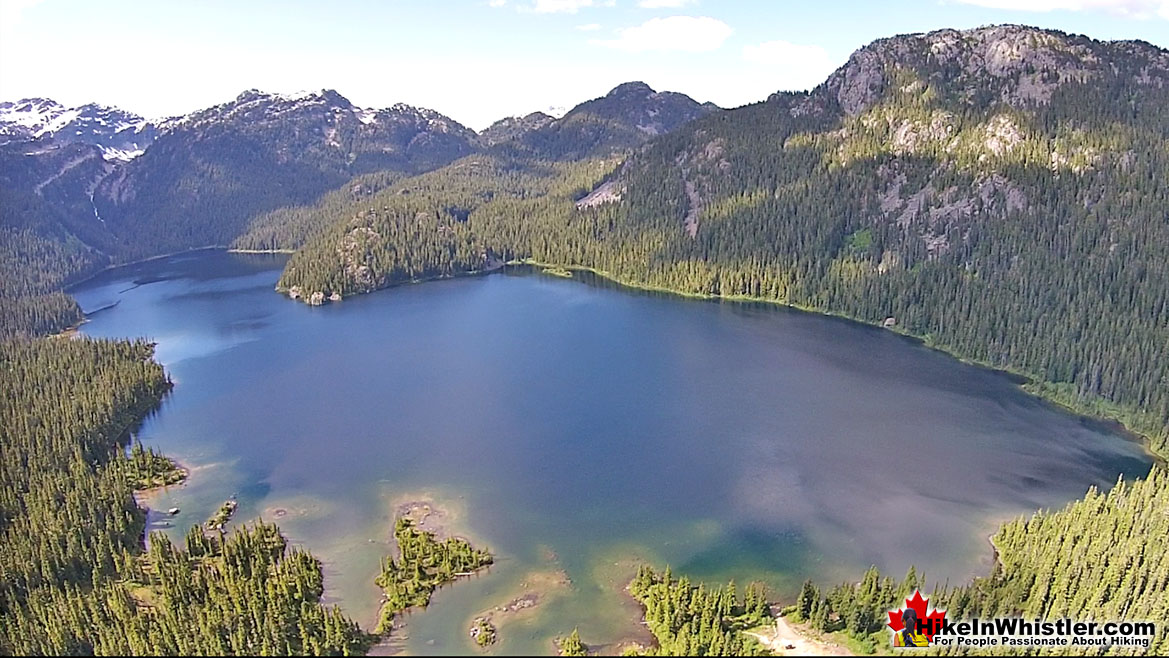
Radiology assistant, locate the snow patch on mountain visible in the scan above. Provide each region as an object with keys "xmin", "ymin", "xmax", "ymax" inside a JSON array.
[{"xmin": 0, "ymin": 98, "xmax": 158, "ymax": 154}]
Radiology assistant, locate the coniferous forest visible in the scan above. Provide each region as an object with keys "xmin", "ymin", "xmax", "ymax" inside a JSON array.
[
  {"xmin": 626, "ymin": 567, "xmax": 772, "ymax": 656},
  {"xmin": 783, "ymin": 469, "xmax": 1169, "ymax": 654},
  {"xmin": 277, "ymin": 42, "xmax": 1169, "ymax": 456},
  {"xmin": 372, "ymin": 518, "xmax": 493, "ymax": 634},
  {"xmin": 0, "ymin": 339, "xmax": 371, "ymax": 655}
]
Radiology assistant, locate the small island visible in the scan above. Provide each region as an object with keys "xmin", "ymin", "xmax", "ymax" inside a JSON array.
[
  {"xmin": 204, "ymin": 499, "xmax": 238, "ymax": 532},
  {"xmin": 467, "ymin": 568, "xmax": 573, "ymax": 651},
  {"xmin": 373, "ymin": 516, "xmax": 493, "ymax": 634},
  {"xmin": 541, "ymin": 266, "xmax": 574, "ymax": 278},
  {"xmin": 470, "ymin": 617, "xmax": 497, "ymax": 647}
]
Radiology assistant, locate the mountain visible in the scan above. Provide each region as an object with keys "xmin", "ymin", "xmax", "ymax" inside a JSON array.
[
  {"xmin": 279, "ymin": 25, "xmax": 1169, "ymax": 451},
  {"xmin": 151, "ymin": 89, "xmax": 477, "ymax": 174},
  {"xmin": 87, "ymin": 89, "xmax": 480, "ymax": 260},
  {"xmin": 229, "ymin": 82, "xmax": 715, "ymax": 251},
  {"xmin": 493, "ymin": 81, "xmax": 718, "ymax": 160},
  {"xmin": 0, "ymin": 80, "xmax": 716, "ymax": 334},
  {"xmin": 582, "ymin": 24, "xmax": 1169, "ymax": 438},
  {"xmin": 479, "ymin": 111, "xmax": 555, "ymax": 146},
  {"xmin": 0, "ymin": 98, "xmax": 157, "ymax": 161}
]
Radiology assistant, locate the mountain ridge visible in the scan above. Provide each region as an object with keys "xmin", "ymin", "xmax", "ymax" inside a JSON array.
[
  {"xmin": 0, "ymin": 79, "xmax": 716, "ymax": 311},
  {"xmin": 275, "ymin": 23, "xmax": 1169, "ymax": 453}
]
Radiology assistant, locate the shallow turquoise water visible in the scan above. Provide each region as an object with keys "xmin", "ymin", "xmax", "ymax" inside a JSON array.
[{"xmin": 74, "ymin": 251, "xmax": 1151, "ymax": 655}]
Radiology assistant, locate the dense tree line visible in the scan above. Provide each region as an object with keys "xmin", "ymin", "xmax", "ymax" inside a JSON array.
[
  {"xmin": 231, "ymin": 170, "xmax": 406, "ymax": 252},
  {"xmin": 124, "ymin": 440, "xmax": 186, "ymax": 490},
  {"xmin": 373, "ymin": 517, "xmax": 493, "ymax": 633},
  {"xmin": 278, "ymin": 55, "xmax": 1169, "ymax": 459},
  {"xmin": 623, "ymin": 566, "xmax": 771, "ymax": 656},
  {"xmin": 276, "ymin": 154, "xmax": 616, "ymax": 298},
  {"xmin": 0, "ymin": 338, "xmax": 370, "ymax": 655},
  {"xmin": 0, "ymin": 226, "xmax": 93, "ymax": 337},
  {"xmin": 794, "ymin": 469, "xmax": 1168, "ymax": 654},
  {"xmin": 632, "ymin": 469, "xmax": 1168, "ymax": 655}
]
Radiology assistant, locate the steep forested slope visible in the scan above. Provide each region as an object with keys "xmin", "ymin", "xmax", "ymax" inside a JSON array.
[
  {"xmin": 282, "ymin": 25, "xmax": 1169, "ymax": 451},
  {"xmin": 0, "ymin": 83, "xmax": 713, "ymax": 337},
  {"xmin": 231, "ymin": 82, "xmax": 715, "ymax": 253}
]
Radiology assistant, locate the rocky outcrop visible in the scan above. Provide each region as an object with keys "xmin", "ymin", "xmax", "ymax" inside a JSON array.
[{"xmin": 817, "ymin": 24, "xmax": 1169, "ymax": 116}]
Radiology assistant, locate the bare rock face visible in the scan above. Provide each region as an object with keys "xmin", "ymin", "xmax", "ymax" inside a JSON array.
[
  {"xmin": 308, "ymin": 291, "xmax": 325, "ymax": 306},
  {"xmin": 828, "ymin": 48, "xmax": 888, "ymax": 116},
  {"xmin": 982, "ymin": 114, "xmax": 1023, "ymax": 156},
  {"xmin": 817, "ymin": 24, "xmax": 1169, "ymax": 116},
  {"xmin": 575, "ymin": 178, "xmax": 624, "ymax": 209}
]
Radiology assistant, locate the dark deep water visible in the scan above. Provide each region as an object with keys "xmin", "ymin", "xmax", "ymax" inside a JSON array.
[{"xmin": 73, "ymin": 250, "xmax": 1152, "ymax": 655}]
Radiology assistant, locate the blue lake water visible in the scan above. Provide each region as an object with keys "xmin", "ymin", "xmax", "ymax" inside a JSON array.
[{"xmin": 73, "ymin": 250, "xmax": 1152, "ymax": 655}]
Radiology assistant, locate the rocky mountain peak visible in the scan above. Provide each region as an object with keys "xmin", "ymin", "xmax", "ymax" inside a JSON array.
[
  {"xmin": 479, "ymin": 111, "xmax": 556, "ymax": 146},
  {"xmin": 815, "ymin": 24, "xmax": 1169, "ymax": 116},
  {"xmin": 0, "ymin": 97, "xmax": 156, "ymax": 160},
  {"xmin": 607, "ymin": 81, "xmax": 656, "ymax": 98}
]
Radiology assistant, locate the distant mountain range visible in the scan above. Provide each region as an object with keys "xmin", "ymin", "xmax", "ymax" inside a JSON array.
[
  {"xmin": 0, "ymin": 98, "xmax": 157, "ymax": 161},
  {"xmin": 271, "ymin": 24, "xmax": 1169, "ymax": 447},
  {"xmin": 0, "ymin": 81, "xmax": 714, "ymax": 286}
]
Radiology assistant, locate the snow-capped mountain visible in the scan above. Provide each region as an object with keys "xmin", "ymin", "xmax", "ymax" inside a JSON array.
[
  {"xmin": 0, "ymin": 98, "xmax": 158, "ymax": 161},
  {"xmin": 142, "ymin": 88, "xmax": 478, "ymax": 174},
  {"xmin": 86, "ymin": 89, "xmax": 482, "ymax": 259},
  {"xmin": 1, "ymin": 82, "xmax": 722, "ymax": 299}
]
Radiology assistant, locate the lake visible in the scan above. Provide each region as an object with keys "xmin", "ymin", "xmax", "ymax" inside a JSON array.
[{"xmin": 73, "ymin": 250, "xmax": 1152, "ymax": 655}]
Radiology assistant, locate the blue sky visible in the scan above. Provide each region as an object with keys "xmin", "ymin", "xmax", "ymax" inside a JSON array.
[{"xmin": 1, "ymin": 0, "xmax": 1167, "ymax": 129}]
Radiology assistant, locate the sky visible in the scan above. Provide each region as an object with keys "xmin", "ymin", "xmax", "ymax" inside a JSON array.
[{"xmin": 1, "ymin": 0, "xmax": 1167, "ymax": 130}]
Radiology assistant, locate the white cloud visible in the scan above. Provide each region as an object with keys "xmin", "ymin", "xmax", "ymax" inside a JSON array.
[
  {"xmin": 526, "ymin": 0, "xmax": 612, "ymax": 13},
  {"xmin": 576, "ymin": 22, "xmax": 602, "ymax": 30},
  {"xmin": 952, "ymin": 0, "xmax": 1169, "ymax": 19},
  {"xmin": 638, "ymin": 0, "xmax": 696, "ymax": 7},
  {"xmin": 742, "ymin": 40, "xmax": 839, "ymax": 91},
  {"xmin": 0, "ymin": 0, "xmax": 43, "ymax": 30},
  {"xmin": 591, "ymin": 16, "xmax": 733, "ymax": 52},
  {"xmin": 488, "ymin": 0, "xmax": 506, "ymax": 7}
]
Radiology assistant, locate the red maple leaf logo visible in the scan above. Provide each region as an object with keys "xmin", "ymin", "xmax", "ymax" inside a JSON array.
[{"xmin": 887, "ymin": 590, "xmax": 947, "ymax": 641}]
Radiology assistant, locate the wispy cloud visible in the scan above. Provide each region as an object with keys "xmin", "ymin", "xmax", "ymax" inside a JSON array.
[
  {"xmin": 952, "ymin": 0, "xmax": 1169, "ymax": 19},
  {"xmin": 742, "ymin": 40, "xmax": 839, "ymax": 91},
  {"xmin": 524, "ymin": 0, "xmax": 614, "ymax": 13},
  {"xmin": 576, "ymin": 23, "xmax": 603, "ymax": 30},
  {"xmin": 488, "ymin": 0, "xmax": 507, "ymax": 7},
  {"xmin": 638, "ymin": 0, "xmax": 696, "ymax": 7},
  {"xmin": 591, "ymin": 16, "xmax": 732, "ymax": 52}
]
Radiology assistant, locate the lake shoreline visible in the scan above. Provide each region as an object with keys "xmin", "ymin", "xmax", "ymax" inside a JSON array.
[
  {"xmin": 235, "ymin": 245, "xmax": 1165, "ymax": 462},
  {"xmin": 510, "ymin": 258, "xmax": 1166, "ymax": 463},
  {"xmin": 64, "ymin": 246, "xmax": 231, "ymax": 292}
]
